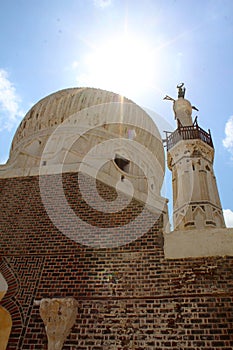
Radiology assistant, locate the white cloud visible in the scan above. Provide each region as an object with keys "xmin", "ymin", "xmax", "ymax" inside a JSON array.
[
  {"xmin": 223, "ymin": 116, "xmax": 233, "ymax": 157},
  {"xmin": 94, "ymin": 0, "xmax": 112, "ymax": 8},
  {"xmin": 0, "ymin": 69, "xmax": 24, "ymax": 131},
  {"xmin": 223, "ymin": 209, "xmax": 233, "ymax": 227}
]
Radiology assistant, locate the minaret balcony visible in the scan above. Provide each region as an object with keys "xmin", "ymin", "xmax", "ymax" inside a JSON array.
[{"xmin": 166, "ymin": 122, "xmax": 213, "ymax": 151}]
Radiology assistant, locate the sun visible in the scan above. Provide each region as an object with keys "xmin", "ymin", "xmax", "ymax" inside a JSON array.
[{"xmin": 77, "ymin": 34, "xmax": 156, "ymax": 97}]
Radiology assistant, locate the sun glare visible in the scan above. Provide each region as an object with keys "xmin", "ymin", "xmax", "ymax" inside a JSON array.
[{"xmin": 79, "ymin": 34, "xmax": 156, "ymax": 97}]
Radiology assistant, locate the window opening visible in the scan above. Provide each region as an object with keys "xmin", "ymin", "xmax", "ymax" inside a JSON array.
[{"xmin": 114, "ymin": 154, "xmax": 130, "ymax": 173}]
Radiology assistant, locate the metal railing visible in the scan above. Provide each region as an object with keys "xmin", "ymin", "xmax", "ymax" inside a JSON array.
[{"xmin": 166, "ymin": 122, "xmax": 213, "ymax": 151}]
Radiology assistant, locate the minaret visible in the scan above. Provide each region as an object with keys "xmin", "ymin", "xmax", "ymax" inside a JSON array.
[{"xmin": 165, "ymin": 84, "xmax": 225, "ymax": 230}]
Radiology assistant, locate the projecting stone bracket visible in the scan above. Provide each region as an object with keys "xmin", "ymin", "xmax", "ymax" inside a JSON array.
[{"xmin": 35, "ymin": 298, "xmax": 77, "ymax": 350}]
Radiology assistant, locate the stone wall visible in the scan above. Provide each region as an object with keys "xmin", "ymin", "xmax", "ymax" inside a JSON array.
[{"xmin": 0, "ymin": 172, "xmax": 233, "ymax": 349}]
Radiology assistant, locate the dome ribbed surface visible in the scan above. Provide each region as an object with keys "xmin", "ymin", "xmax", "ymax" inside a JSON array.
[{"xmin": 11, "ymin": 87, "xmax": 133, "ymax": 154}]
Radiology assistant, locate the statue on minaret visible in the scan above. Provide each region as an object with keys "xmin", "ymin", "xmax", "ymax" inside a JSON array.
[{"xmin": 164, "ymin": 84, "xmax": 225, "ymax": 231}]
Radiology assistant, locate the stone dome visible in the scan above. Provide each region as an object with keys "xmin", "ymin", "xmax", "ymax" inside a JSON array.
[
  {"xmin": 10, "ymin": 87, "xmax": 133, "ymax": 156},
  {"xmin": 0, "ymin": 86, "xmax": 167, "ymax": 219},
  {"xmin": 2, "ymin": 88, "xmax": 165, "ymax": 207}
]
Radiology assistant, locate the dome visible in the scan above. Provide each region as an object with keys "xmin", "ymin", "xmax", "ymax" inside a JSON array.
[
  {"xmin": 1, "ymin": 87, "xmax": 166, "ymax": 211},
  {"xmin": 10, "ymin": 87, "xmax": 133, "ymax": 156}
]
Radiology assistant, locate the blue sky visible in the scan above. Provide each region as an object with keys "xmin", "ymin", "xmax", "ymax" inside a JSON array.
[{"xmin": 0, "ymin": 0, "xmax": 233, "ymax": 226}]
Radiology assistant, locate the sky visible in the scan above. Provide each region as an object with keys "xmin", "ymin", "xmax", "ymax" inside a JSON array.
[{"xmin": 0, "ymin": 0, "xmax": 233, "ymax": 227}]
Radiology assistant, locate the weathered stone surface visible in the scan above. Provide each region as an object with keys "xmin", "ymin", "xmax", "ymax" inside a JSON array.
[
  {"xmin": 164, "ymin": 227, "xmax": 233, "ymax": 258},
  {"xmin": 173, "ymin": 97, "xmax": 193, "ymax": 126},
  {"xmin": 39, "ymin": 298, "xmax": 77, "ymax": 350}
]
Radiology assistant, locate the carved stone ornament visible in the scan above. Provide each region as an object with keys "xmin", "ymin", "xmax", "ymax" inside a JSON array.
[{"xmin": 39, "ymin": 298, "xmax": 77, "ymax": 350}]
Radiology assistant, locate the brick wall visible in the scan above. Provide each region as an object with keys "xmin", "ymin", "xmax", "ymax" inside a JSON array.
[{"xmin": 0, "ymin": 172, "xmax": 233, "ymax": 349}]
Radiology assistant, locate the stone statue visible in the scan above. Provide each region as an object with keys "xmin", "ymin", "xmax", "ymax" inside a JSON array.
[{"xmin": 177, "ymin": 83, "xmax": 186, "ymax": 98}]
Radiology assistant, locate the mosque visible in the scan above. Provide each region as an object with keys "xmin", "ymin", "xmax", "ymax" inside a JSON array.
[{"xmin": 0, "ymin": 85, "xmax": 233, "ymax": 350}]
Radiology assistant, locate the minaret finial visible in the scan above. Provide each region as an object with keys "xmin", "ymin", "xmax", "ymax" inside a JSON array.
[
  {"xmin": 164, "ymin": 84, "xmax": 199, "ymax": 126},
  {"xmin": 177, "ymin": 83, "xmax": 186, "ymax": 98}
]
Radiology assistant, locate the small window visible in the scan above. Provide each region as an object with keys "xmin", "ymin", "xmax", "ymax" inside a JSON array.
[{"xmin": 114, "ymin": 154, "xmax": 130, "ymax": 173}]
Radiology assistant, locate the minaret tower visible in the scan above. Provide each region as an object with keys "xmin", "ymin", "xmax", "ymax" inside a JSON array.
[{"xmin": 165, "ymin": 84, "xmax": 225, "ymax": 230}]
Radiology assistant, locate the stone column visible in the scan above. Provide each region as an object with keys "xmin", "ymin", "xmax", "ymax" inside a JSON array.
[{"xmin": 39, "ymin": 298, "xmax": 77, "ymax": 350}]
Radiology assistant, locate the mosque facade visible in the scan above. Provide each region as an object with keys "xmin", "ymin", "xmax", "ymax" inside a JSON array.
[{"xmin": 0, "ymin": 86, "xmax": 233, "ymax": 350}]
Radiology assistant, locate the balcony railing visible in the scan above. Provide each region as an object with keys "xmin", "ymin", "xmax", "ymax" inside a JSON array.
[{"xmin": 165, "ymin": 122, "xmax": 213, "ymax": 151}]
